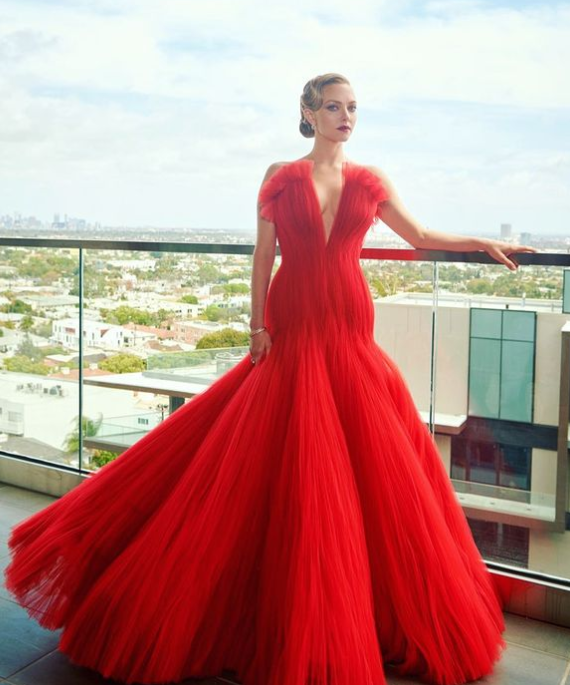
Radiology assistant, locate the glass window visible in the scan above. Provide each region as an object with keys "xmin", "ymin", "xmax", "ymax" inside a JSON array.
[
  {"xmin": 471, "ymin": 308, "xmax": 502, "ymax": 339},
  {"xmin": 502, "ymin": 310, "xmax": 536, "ymax": 342},
  {"xmin": 500, "ymin": 341, "xmax": 534, "ymax": 422},
  {"xmin": 469, "ymin": 338, "xmax": 500, "ymax": 418},
  {"xmin": 450, "ymin": 447, "xmax": 467, "ymax": 481},
  {"xmin": 468, "ymin": 308, "xmax": 535, "ymax": 422},
  {"xmin": 468, "ymin": 442, "xmax": 498, "ymax": 486},
  {"xmin": 467, "ymin": 518, "xmax": 529, "ymax": 568},
  {"xmin": 451, "ymin": 438, "xmax": 531, "ymax": 491},
  {"xmin": 499, "ymin": 445, "xmax": 531, "ymax": 490}
]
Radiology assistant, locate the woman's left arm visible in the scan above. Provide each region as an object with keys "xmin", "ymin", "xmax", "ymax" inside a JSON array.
[{"xmin": 368, "ymin": 165, "xmax": 539, "ymax": 271}]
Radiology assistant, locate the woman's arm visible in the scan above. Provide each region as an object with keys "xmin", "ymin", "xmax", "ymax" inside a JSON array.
[
  {"xmin": 367, "ymin": 165, "xmax": 539, "ymax": 271},
  {"xmin": 250, "ymin": 164, "xmax": 280, "ymax": 329}
]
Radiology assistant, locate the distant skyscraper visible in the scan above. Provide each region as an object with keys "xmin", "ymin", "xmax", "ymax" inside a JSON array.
[
  {"xmin": 500, "ymin": 223, "xmax": 512, "ymax": 239},
  {"xmin": 521, "ymin": 232, "xmax": 532, "ymax": 244}
]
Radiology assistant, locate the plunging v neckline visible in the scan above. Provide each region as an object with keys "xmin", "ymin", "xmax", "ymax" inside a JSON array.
[{"xmin": 301, "ymin": 158, "xmax": 349, "ymax": 249}]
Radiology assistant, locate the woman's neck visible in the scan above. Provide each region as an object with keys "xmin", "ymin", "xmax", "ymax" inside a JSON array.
[{"xmin": 305, "ymin": 141, "xmax": 346, "ymax": 167}]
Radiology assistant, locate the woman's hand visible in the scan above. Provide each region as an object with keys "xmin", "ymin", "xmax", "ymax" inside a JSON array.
[
  {"xmin": 249, "ymin": 330, "xmax": 272, "ymax": 366},
  {"xmin": 366, "ymin": 166, "xmax": 542, "ymax": 271},
  {"xmin": 479, "ymin": 238, "xmax": 539, "ymax": 271}
]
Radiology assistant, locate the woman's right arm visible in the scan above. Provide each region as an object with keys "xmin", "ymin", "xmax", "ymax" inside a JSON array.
[{"xmin": 249, "ymin": 164, "xmax": 282, "ymax": 363}]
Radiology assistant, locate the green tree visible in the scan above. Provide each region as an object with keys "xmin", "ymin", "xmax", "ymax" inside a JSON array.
[
  {"xmin": 63, "ymin": 414, "xmax": 103, "ymax": 454},
  {"xmin": 225, "ymin": 283, "xmax": 249, "ymax": 294},
  {"xmin": 69, "ymin": 269, "xmax": 113, "ymax": 298},
  {"xmin": 369, "ymin": 274, "xmax": 403, "ymax": 297},
  {"xmin": 3, "ymin": 356, "xmax": 49, "ymax": 374},
  {"xmin": 196, "ymin": 328, "xmax": 249, "ymax": 349},
  {"xmin": 1, "ymin": 298, "xmax": 33, "ymax": 314},
  {"xmin": 439, "ymin": 265, "xmax": 464, "ymax": 283},
  {"xmin": 17, "ymin": 253, "xmax": 76, "ymax": 281},
  {"xmin": 40, "ymin": 270, "xmax": 60, "ymax": 285},
  {"xmin": 211, "ymin": 283, "xmax": 249, "ymax": 296},
  {"xmin": 180, "ymin": 294, "xmax": 198, "ymax": 304},
  {"xmin": 90, "ymin": 449, "xmax": 120, "ymax": 469},
  {"xmin": 196, "ymin": 262, "xmax": 221, "ymax": 286},
  {"xmin": 100, "ymin": 352, "xmax": 146, "ymax": 374},
  {"xmin": 153, "ymin": 254, "xmax": 180, "ymax": 279},
  {"xmin": 201, "ymin": 304, "xmax": 230, "ymax": 322},
  {"xmin": 16, "ymin": 335, "xmax": 44, "ymax": 361},
  {"xmin": 19, "ymin": 314, "xmax": 34, "ymax": 331},
  {"xmin": 466, "ymin": 279, "xmax": 493, "ymax": 295},
  {"xmin": 151, "ymin": 308, "xmax": 172, "ymax": 328},
  {"xmin": 101, "ymin": 306, "xmax": 153, "ymax": 326},
  {"xmin": 31, "ymin": 320, "xmax": 54, "ymax": 338}
]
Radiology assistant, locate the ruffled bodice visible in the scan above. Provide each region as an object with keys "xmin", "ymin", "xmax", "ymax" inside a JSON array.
[
  {"xmin": 257, "ymin": 158, "xmax": 389, "ymax": 254},
  {"xmin": 256, "ymin": 159, "xmax": 390, "ymax": 340}
]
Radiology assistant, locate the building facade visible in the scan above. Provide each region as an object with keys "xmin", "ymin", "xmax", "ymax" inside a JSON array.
[{"xmin": 373, "ymin": 292, "xmax": 569, "ymax": 575}]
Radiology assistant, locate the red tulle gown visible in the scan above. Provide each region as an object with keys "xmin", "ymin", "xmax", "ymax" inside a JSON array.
[{"xmin": 4, "ymin": 158, "xmax": 508, "ymax": 685}]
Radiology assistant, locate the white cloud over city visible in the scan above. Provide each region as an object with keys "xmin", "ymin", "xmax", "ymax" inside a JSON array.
[{"xmin": 0, "ymin": 0, "xmax": 569, "ymax": 234}]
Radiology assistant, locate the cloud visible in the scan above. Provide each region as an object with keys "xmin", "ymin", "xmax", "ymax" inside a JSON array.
[{"xmin": 0, "ymin": 0, "xmax": 568, "ymax": 233}]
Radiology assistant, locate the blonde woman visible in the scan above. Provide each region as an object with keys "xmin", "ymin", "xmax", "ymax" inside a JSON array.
[{"xmin": 5, "ymin": 73, "xmax": 535, "ymax": 685}]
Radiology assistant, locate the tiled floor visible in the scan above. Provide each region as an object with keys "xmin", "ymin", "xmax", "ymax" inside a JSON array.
[{"xmin": 1, "ymin": 482, "xmax": 569, "ymax": 685}]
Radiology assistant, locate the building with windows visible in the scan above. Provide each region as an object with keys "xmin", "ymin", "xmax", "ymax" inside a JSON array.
[
  {"xmin": 52, "ymin": 318, "xmax": 155, "ymax": 351},
  {"xmin": 373, "ymin": 291, "xmax": 568, "ymax": 574}
]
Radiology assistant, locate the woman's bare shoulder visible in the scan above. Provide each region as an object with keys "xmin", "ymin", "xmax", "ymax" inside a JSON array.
[
  {"xmin": 261, "ymin": 161, "xmax": 290, "ymax": 181},
  {"xmin": 360, "ymin": 163, "xmax": 397, "ymax": 198},
  {"xmin": 361, "ymin": 163, "xmax": 390, "ymax": 183},
  {"xmin": 261, "ymin": 158, "xmax": 310, "ymax": 183}
]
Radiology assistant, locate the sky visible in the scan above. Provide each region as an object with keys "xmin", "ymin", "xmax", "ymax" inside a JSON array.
[{"xmin": 0, "ymin": 0, "xmax": 569, "ymax": 235}]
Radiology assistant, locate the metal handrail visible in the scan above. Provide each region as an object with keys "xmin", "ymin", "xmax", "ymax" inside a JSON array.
[{"xmin": 1, "ymin": 236, "xmax": 569, "ymax": 266}]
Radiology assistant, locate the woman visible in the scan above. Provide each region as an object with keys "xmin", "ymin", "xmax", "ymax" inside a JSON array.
[
  {"xmin": 5, "ymin": 73, "xmax": 536, "ymax": 685},
  {"xmin": 250, "ymin": 73, "xmax": 534, "ymax": 364}
]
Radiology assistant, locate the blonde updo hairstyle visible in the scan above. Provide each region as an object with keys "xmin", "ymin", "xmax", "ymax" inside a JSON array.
[{"xmin": 299, "ymin": 73, "xmax": 351, "ymax": 139}]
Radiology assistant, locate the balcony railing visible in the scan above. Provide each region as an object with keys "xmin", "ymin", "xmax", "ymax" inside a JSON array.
[{"xmin": 1, "ymin": 235, "xmax": 570, "ymax": 607}]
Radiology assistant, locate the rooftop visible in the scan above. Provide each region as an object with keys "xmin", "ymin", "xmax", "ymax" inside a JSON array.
[
  {"xmin": 381, "ymin": 291, "xmax": 564, "ymax": 313},
  {"xmin": 1, "ymin": 482, "xmax": 570, "ymax": 685}
]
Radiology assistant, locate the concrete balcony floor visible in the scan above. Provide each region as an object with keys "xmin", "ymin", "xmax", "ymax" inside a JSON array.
[{"xmin": 1, "ymin": 482, "xmax": 570, "ymax": 685}]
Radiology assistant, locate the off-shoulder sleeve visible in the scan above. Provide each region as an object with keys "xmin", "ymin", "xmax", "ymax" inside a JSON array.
[
  {"xmin": 373, "ymin": 176, "xmax": 390, "ymax": 221},
  {"xmin": 257, "ymin": 165, "xmax": 288, "ymax": 224},
  {"xmin": 353, "ymin": 166, "xmax": 391, "ymax": 222}
]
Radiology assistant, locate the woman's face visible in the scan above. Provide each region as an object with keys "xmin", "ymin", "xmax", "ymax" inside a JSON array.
[{"xmin": 304, "ymin": 82, "xmax": 357, "ymax": 141}]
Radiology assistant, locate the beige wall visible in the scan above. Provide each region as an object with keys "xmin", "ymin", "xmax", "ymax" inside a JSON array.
[
  {"xmin": 534, "ymin": 313, "xmax": 569, "ymax": 426},
  {"xmin": 531, "ymin": 448, "xmax": 558, "ymax": 497},
  {"xmin": 373, "ymin": 302, "xmax": 431, "ymax": 411},
  {"xmin": 434, "ymin": 434, "xmax": 451, "ymax": 473},
  {"xmin": 529, "ymin": 528, "xmax": 570, "ymax": 576},
  {"xmin": 374, "ymin": 301, "xmax": 569, "ymax": 426},
  {"xmin": 432, "ymin": 307, "xmax": 470, "ymax": 416},
  {"xmin": 373, "ymin": 301, "xmax": 469, "ymax": 415}
]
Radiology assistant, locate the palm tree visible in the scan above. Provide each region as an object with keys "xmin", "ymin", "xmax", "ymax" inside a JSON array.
[{"xmin": 62, "ymin": 413, "xmax": 103, "ymax": 459}]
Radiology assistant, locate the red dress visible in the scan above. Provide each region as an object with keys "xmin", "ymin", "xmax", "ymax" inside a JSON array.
[{"xmin": 4, "ymin": 159, "xmax": 507, "ymax": 685}]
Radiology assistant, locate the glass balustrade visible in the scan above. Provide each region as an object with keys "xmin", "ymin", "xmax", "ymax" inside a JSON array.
[{"xmin": 1, "ymin": 237, "xmax": 568, "ymax": 585}]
